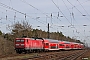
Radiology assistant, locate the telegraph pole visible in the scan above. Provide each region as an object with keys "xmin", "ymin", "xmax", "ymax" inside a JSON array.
[{"xmin": 47, "ymin": 23, "xmax": 49, "ymax": 39}]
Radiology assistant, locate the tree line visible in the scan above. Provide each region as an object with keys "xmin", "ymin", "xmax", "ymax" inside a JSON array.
[{"xmin": 0, "ymin": 21, "xmax": 82, "ymax": 43}]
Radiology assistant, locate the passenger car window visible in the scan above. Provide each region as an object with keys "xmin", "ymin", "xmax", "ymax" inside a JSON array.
[
  {"xmin": 59, "ymin": 44, "xmax": 64, "ymax": 46},
  {"xmin": 46, "ymin": 43, "xmax": 49, "ymax": 46}
]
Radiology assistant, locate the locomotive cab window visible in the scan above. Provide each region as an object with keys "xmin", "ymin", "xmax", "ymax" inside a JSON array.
[
  {"xmin": 16, "ymin": 40, "xmax": 20, "ymax": 42},
  {"xmin": 21, "ymin": 40, "xmax": 24, "ymax": 42},
  {"xmin": 16, "ymin": 40, "xmax": 24, "ymax": 42}
]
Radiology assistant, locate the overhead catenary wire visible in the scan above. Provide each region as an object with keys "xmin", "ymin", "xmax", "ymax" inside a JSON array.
[
  {"xmin": 19, "ymin": 0, "xmax": 57, "ymax": 26},
  {"xmin": 52, "ymin": 0, "xmax": 88, "ymax": 39},
  {"xmin": 69, "ymin": 7, "xmax": 86, "ymax": 39},
  {"xmin": 62, "ymin": 0, "xmax": 71, "ymax": 13},
  {"xmin": 51, "ymin": 0, "xmax": 72, "ymax": 25},
  {"xmin": 62, "ymin": 0, "xmax": 74, "ymax": 25},
  {"xmin": 20, "ymin": 0, "xmax": 63, "ymax": 30},
  {"xmin": 66, "ymin": 0, "xmax": 90, "ymax": 39},
  {"xmin": 77, "ymin": 0, "xmax": 90, "ymax": 22},
  {"xmin": 0, "ymin": 2, "xmax": 25, "ymax": 15},
  {"xmin": 0, "ymin": 0, "xmax": 90, "ymax": 42},
  {"xmin": 0, "ymin": 2, "xmax": 47, "ymax": 32},
  {"xmin": 0, "ymin": 2, "xmax": 47, "ymax": 25},
  {"xmin": 67, "ymin": 0, "xmax": 90, "ymax": 22},
  {"xmin": 0, "ymin": 2, "xmax": 60, "ymax": 32},
  {"xmin": 77, "ymin": 0, "xmax": 90, "ymax": 16},
  {"xmin": 20, "ymin": 0, "xmax": 39, "ymax": 11},
  {"xmin": 19, "ymin": 0, "xmax": 51, "ymax": 20},
  {"xmin": 21, "ymin": 0, "xmax": 64, "ymax": 31},
  {"xmin": 51, "ymin": 0, "xmax": 78, "ymax": 37},
  {"xmin": 67, "ymin": 0, "xmax": 83, "ymax": 15}
]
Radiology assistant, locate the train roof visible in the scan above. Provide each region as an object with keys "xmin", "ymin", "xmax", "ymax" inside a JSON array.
[
  {"xmin": 60, "ymin": 41, "xmax": 71, "ymax": 44},
  {"xmin": 44, "ymin": 39, "xmax": 59, "ymax": 43},
  {"xmin": 16, "ymin": 38, "xmax": 31, "ymax": 39},
  {"xmin": 16, "ymin": 38, "xmax": 44, "ymax": 41}
]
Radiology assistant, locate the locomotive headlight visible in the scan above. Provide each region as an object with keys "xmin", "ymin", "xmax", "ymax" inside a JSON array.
[
  {"xmin": 15, "ymin": 44, "xmax": 19, "ymax": 46},
  {"xmin": 21, "ymin": 44, "xmax": 24, "ymax": 46}
]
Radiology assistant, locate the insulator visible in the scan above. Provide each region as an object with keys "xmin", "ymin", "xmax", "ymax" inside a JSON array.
[
  {"xmin": 14, "ymin": 12, "xmax": 16, "ymax": 20},
  {"xmin": 6, "ymin": 15, "xmax": 7, "ymax": 20},
  {"xmin": 25, "ymin": 13, "xmax": 26, "ymax": 20},
  {"xmin": 58, "ymin": 12, "xmax": 59, "ymax": 17},
  {"xmin": 51, "ymin": 13, "xmax": 52, "ymax": 18}
]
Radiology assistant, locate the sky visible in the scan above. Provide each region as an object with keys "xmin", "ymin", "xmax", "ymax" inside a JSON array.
[{"xmin": 0, "ymin": 0, "xmax": 90, "ymax": 47}]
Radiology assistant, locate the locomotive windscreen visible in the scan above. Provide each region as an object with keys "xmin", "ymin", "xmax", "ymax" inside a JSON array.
[{"xmin": 16, "ymin": 39, "xmax": 24, "ymax": 42}]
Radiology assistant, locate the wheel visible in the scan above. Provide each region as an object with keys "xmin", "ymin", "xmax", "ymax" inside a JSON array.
[{"xmin": 16, "ymin": 49, "xmax": 22, "ymax": 54}]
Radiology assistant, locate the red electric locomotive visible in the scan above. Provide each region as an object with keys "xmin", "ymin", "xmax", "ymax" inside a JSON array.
[{"xmin": 15, "ymin": 38, "xmax": 44, "ymax": 53}]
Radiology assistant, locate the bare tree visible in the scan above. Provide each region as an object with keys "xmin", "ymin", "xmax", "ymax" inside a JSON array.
[{"xmin": 11, "ymin": 21, "xmax": 32, "ymax": 38}]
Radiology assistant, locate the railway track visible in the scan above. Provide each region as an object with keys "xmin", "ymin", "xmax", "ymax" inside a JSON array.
[
  {"xmin": 21, "ymin": 50, "xmax": 87, "ymax": 60},
  {"xmin": 0, "ymin": 50, "xmax": 88, "ymax": 60},
  {"xmin": 59, "ymin": 50, "xmax": 88, "ymax": 60}
]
